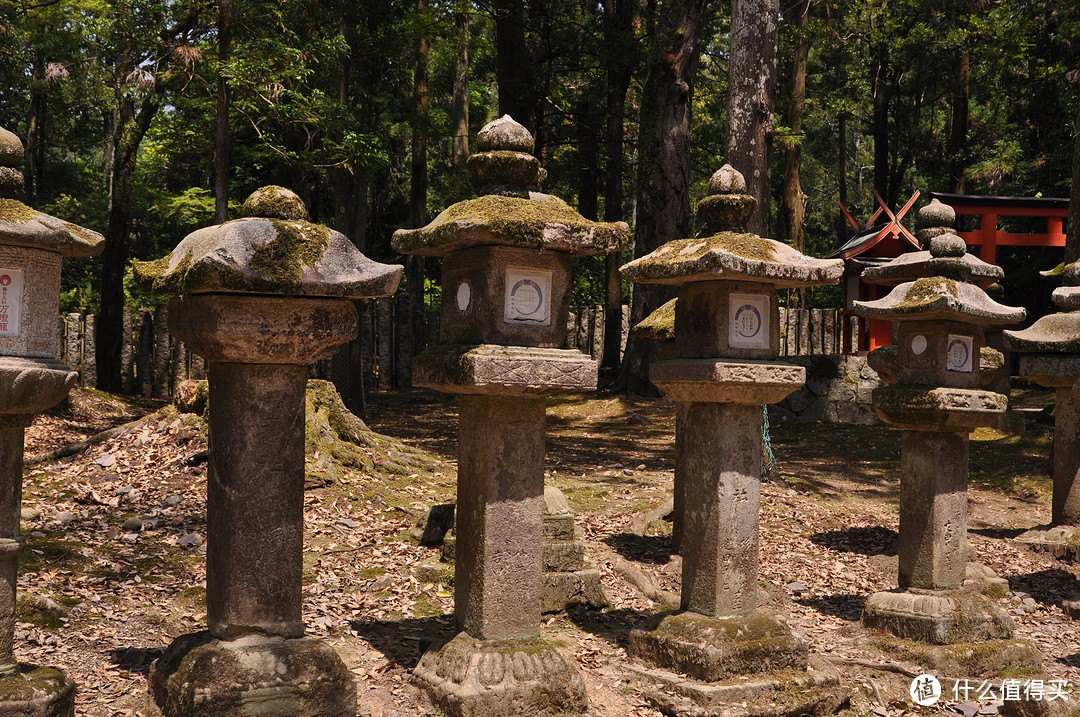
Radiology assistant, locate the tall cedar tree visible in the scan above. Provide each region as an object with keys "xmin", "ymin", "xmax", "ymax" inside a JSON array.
[
  {"xmin": 726, "ymin": 0, "xmax": 779, "ymax": 236},
  {"xmin": 620, "ymin": 0, "xmax": 713, "ymax": 395}
]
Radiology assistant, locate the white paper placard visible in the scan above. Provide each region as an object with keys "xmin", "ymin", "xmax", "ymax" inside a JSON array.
[
  {"xmin": 729, "ymin": 293, "xmax": 770, "ymax": 349},
  {"xmin": 947, "ymin": 334, "xmax": 973, "ymax": 372},
  {"xmin": 504, "ymin": 268, "xmax": 552, "ymax": 325},
  {"xmin": 0, "ymin": 269, "xmax": 24, "ymax": 337}
]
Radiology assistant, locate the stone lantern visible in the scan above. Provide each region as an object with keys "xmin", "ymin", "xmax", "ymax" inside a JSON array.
[
  {"xmin": 135, "ymin": 186, "xmax": 401, "ymax": 717},
  {"xmin": 0, "ymin": 125, "xmax": 103, "ymax": 715},
  {"xmin": 853, "ymin": 200, "xmax": 1037, "ymax": 660},
  {"xmin": 392, "ymin": 115, "xmax": 628, "ymax": 716},
  {"xmin": 1004, "ymin": 260, "xmax": 1080, "ymax": 558},
  {"xmin": 620, "ymin": 166, "xmax": 845, "ymax": 693}
]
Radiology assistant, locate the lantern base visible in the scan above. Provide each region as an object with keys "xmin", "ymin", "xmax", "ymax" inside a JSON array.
[
  {"xmin": 0, "ymin": 665, "xmax": 75, "ymax": 717},
  {"xmin": 149, "ymin": 631, "xmax": 355, "ymax": 717},
  {"xmin": 541, "ymin": 565, "xmax": 609, "ymax": 613},
  {"xmin": 625, "ymin": 664, "xmax": 849, "ymax": 717},
  {"xmin": 861, "ymin": 589, "xmax": 1014, "ymax": 645},
  {"xmin": 412, "ymin": 632, "xmax": 587, "ymax": 717},
  {"xmin": 1014, "ymin": 524, "xmax": 1080, "ymax": 562},
  {"xmin": 627, "ymin": 612, "xmax": 807, "ymax": 683}
]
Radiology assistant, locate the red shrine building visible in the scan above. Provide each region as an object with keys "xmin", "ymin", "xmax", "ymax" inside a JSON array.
[{"xmin": 832, "ymin": 191, "xmax": 1070, "ymax": 354}]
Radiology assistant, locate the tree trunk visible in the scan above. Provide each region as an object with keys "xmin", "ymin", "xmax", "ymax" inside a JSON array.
[
  {"xmin": 619, "ymin": 0, "xmax": 708, "ymax": 395},
  {"xmin": 780, "ymin": 0, "xmax": 809, "ymax": 253},
  {"xmin": 1066, "ymin": 97, "xmax": 1080, "ymax": 264},
  {"xmin": 836, "ymin": 112, "xmax": 849, "ymax": 243},
  {"xmin": 97, "ymin": 92, "xmax": 159, "ymax": 393},
  {"xmin": 872, "ymin": 46, "xmax": 890, "ymax": 205},
  {"xmin": 601, "ymin": 0, "xmax": 636, "ymax": 372},
  {"xmin": 948, "ymin": 50, "xmax": 970, "ymax": 194},
  {"xmin": 214, "ymin": 0, "xmax": 233, "ymax": 223},
  {"xmin": 450, "ymin": 3, "xmax": 470, "ymax": 199},
  {"xmin": 103, "ymin": 109, "xmax": 117, "ymax": 199},
  {"xmin": 407, "ymin": 0, "xmax": 430, "ymax": 365},
  {"xmin": 24, "ymin": 58, "xmax": 43, "ymax": 203},
  {"xmin": 577, "ymin": 105, "xmax": 600, "ymax": 221},
  {"xmin": 494, "ymin": 0, "xmax": 533, "ymax": 130},
  {"xmin": 726, "ymin": 0, "xmax": 779, "ymax": 236}
]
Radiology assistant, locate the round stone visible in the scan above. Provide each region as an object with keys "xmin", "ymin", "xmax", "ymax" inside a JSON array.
[
  {"xmin": 475, "ymin": 115, "xmax": 535, "ymax": 154},
  {"xmin": 917, "ymin": 198, "xmax": 956, "ymax": 229},
  {"xmin": 929, "ymin": 232, "xmax": 966, "ymax": 258},
  {"xmin": 242, "ymin": 186, "xmax": 310, "ymax": 220},
  {"xmin": 0, "ymin": 127, "xmax": 24, "ymax": 168},
  {"xmin": 707, "ymin": 164, "xmax": 747, "ymax": 195}
]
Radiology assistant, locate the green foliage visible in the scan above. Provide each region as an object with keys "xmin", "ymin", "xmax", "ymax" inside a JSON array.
[{"xmin": 0, "ymin": 0, "xmax": 1076, "ymax": 323}]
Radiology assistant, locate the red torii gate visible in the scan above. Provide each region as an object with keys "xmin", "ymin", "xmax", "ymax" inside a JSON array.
[{"xmin": 928, "ymin": 191, "xmax": 1069, "ymax": 265}]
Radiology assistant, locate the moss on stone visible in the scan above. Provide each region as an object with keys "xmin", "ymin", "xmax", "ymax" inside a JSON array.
[
  {"xmin": 392, "ymin": 194, "xmax": 626, "ymax": 255},
  {"xmin": 248, "ymin": 219, "xmax": 330, "ymax": 288},
  {"xmin": 304, "ymin": 380, "xmax": 447, "ymax": 484},
  {"xmin": 0, "ymin": 197, "xmax": 38, "ymax": 223},
  {"xmin": 634, "ymin": 235, "xmax": 779, "ymax": 276},
  {"xmin": 242, "ymin": 185, "xmax": 309, "ymax": 220},
  {"xmin": 632, "ymin": 299, "xmax": 677, "ymax": 340},
  {"xmin": 696, "ymin": 193, "xmax": 757, "ymax": 231},
  {"xmin": 895, "ymin": 277, "xmax": 959, "ymax": 310},
  {"xmin": 872, "ymin": 635, "xmax": 1042, "ymax": 679},
  {"xmin": 62, "ymin": 221, "xmax": 99, "ymax": 245}
]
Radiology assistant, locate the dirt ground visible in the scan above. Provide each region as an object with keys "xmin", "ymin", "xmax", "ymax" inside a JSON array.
[{"xmin": 11, "ymin": 384, "xmax": 1080, "ymax": 716}]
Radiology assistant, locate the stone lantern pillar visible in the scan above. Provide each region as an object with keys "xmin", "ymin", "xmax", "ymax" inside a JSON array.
[
  {"xmin": 0, "ymin": 126, "xmax": 103, "ymax": 715},
  {"xmin": 392, "ymin": 115, "xmax": 628, "ymax": 716},
  {"xmin": 136, "ymin": 186, "xmax": 402, "ymax": 717},
  {"xmin": 1004, "ymin": 261, "xmax": 1080, "ymax": 557},
  {"xmin": 620, "ymin": 166, "xmax": 844, "ymax": 686},
  {"xmin": 853, "ymin": 201, "xmax": 1038, "ymax": 662}
]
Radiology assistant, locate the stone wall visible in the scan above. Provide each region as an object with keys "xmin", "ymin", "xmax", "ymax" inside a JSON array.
[{"xmin": 769, "ymin": 354, "xmax": 881, "ymax": 425}]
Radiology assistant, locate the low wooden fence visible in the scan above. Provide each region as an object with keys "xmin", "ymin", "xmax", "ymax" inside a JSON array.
[{"xmin": 58, "ymin": 301, "xmax": 849, "ymax": 405}]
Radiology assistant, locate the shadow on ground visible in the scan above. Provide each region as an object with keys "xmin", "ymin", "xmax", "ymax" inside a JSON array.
[
  {"xmin": 349, "ymin": 616, "xmax": 458, "ymax": 669},
  {"xmin": 564, "ymin": 605, "xmax": 656, "ymax": 649},
  {"xmin": 602, "ymin": 533, "xmax": 672, "ymax": 565},
  {"xmin": 1006, "ymin": 568, "xmax": 1080, "ymax": 608},
  {"xmin": 809, "ymin": 526, "xmax": 898, "ymax": 556},
  {"xmin": 796, "ymin": 593, "xmax": 867, "ymax": 623}
]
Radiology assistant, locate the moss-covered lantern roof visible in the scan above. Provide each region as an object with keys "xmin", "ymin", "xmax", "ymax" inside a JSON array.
[
  {"xmin": 133, "ymin": 186, "xmax": 402, "ymax": 298},
  {"xmin": 1005, "ymin": 259, "xmax": 1080, "ymax": 353},
  {"xmin": 854, "ymin": 277, "xmax": 1025, "ymax": 326},
  {"xmin": 631, "ymin": 298, "xmax": 677, "ymax": 340},
  {"xmin": 620, "ymin": 165, "xmax": 844, "ymax": 289},
  {"xmin": 0, "ymin": 126, "xmax": 103, "ymax": 258},
  {"xmin": 853, "ymin": 198, "xmax": 1024, "ymax": 326},
  {"xmin": 391, "ymin": 116, "xmax": 628, "ymax": 258}
]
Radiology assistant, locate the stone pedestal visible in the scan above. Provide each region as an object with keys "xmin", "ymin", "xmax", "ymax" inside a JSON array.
[
  {"xmin": 1007, "ymin": 357, "xmax": 1080, "ymax": 557},
  {"xmin": 411, "ymin": 346, "xmax": 594, "ymax": 717},
  {"xmin": 412, "ymin": 633, "xmax": 586, "ymax": 717},
  {"xmin": 456, "ymin": 394, "xmax": 545, "ymax": 640},
  {"xmin": 149, "ymin": 295, "xmax": 360, "ymax": 717},
  {"xmin": 0, "ymin": 363, "xmax": 79, "ymax": 717},
  {"xmin": 620, "ymin": 166, "xmax": 844, "ymax": 708},
  {"xmin": 629, "ymin": 360, "xmax": 809, "ymax": 675},
  {"xmin": 853, "ymin": 205, "xmax": 1036, "ymax": 674},
  {"xmin": 539, "ymin": 487, "xmax": 607, "ymax": 613}
]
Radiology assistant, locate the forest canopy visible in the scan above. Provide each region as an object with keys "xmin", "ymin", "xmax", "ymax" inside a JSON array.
[{"xmin": 0, "ymin": 0, "xmax": 1077, "ymax": 372}]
